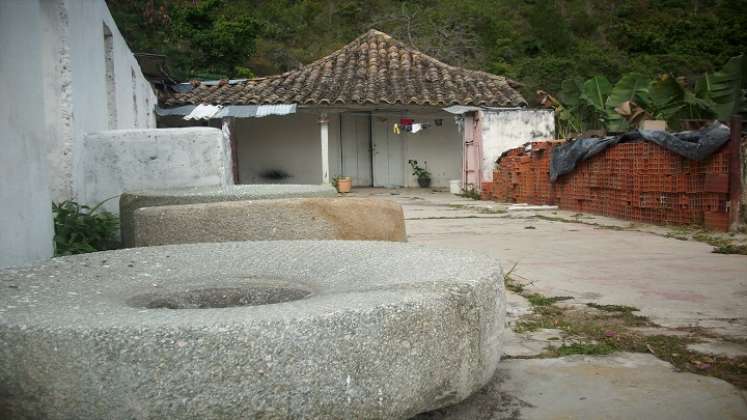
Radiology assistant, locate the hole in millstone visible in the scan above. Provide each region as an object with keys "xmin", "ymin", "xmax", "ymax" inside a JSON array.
[{"xmin": 127, "ymin": 286, "xmax": 311, "ymax": 309}]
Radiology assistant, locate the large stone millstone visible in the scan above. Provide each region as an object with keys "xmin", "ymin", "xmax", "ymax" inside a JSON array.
[
  {"xmin": 0, "ymin": 241, "xmax": 505, "ymax": 419},
  {"xmin": 119, "ymin": 185, "xmax": 337, "ymax": 246},
  {"xmin": 127, "ymin": 197, "xmax": 407, "ymax": 247}
]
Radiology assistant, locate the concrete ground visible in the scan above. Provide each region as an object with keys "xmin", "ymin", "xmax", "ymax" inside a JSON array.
[{"xmin": 347, "ymin": 188, "xmax": 747, "ymax": 419}]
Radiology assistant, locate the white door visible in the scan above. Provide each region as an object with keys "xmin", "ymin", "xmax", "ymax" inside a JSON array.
[
  {"xmin": 372, "ymin": 117, "xmax": 404, "ymax": 187},
  {"xmin": 340, "ymin": 114, "xmax": 372, "ymax": 186}
]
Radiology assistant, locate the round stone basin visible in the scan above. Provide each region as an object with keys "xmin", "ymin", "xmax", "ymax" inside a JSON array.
[
  {"xmin": 127, "ymin": 284, "xmax": 313, "ymax": 309},
  {"xmin": 0, "ymin": 241, "xmax": 504, "ymax": 419}
]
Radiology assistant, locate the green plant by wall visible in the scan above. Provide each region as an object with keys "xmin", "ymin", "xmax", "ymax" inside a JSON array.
[
  {"xmin": 458, "ymin": 187, "xmax": 481, "ymax": 200},
  {"xmin": 52, "ymin": 200, "xmax": 120, "ymax": 256},
  {"xmin": 408, "ymin": 160, "xmax": 431, "ymax": 179}
]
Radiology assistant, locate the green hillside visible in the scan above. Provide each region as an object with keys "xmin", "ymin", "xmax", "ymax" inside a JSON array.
[{"xmin": 107, "ymin": 0, "xmax": 746, "ymax": 103}]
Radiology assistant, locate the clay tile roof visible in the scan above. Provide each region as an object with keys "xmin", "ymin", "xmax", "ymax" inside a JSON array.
[{"xmin": 159, "ymin": 29, "xmax": 527, "ymax": 108}]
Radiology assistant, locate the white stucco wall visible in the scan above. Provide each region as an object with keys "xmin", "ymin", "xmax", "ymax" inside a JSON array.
[
  {"xmin": 234, "ymin": 113, "xmax": 339, "ymax": 184},
  {"xmin": 0, "ymin": 1, "xmax": 55, "ymax": 268},
  {"xmin": 480, "ymin": 109, "xmax": 555, "ymax": 180},
  {"xmin": 79, "ymin": 128, "xmax": 232, "ymax": 214},
  {"xmin": 41, "ymin": 0, "xmax": 157, "ymax": 202},
  {"xmin": 402, "ymin": 116, "xmax": 462, "ymax": 188},
  {"xmin": 232, "ymin": 111, "xmax": 461, "ymax": 187}
]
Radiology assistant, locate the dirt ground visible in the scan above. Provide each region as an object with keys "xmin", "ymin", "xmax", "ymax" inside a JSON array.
[{"xmin": 348, "ymin": 188, "xmax": 747, "ymax": 420}]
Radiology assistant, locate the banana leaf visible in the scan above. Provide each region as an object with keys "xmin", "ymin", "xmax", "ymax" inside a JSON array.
[
  {"xmin": 648, "ymin": 75, "xmax": 685, "ymax": 120},
  {"xmin": 606, "ymin": 73, "xmax": 650, "ymax": 132},
  {"xmin": 558, "ymin": 77, "xmax": 585, "ymax": 107},
  {"xmin": 695, "ymin": 54, "xmax": 746, "ymax": 120},
  {"xmin": 579, "ymin": 76, "xmax": 611, "ymax": 112}
]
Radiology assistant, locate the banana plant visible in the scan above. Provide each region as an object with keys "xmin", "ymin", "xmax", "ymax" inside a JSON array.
[
  {"xmin": 647, "ymin": 75, "xmax": 686, "ymax": 120},
  {"xmin": 605, "ymin": 73, "xmax": 650, "ymax": 133},
  {"xmin": 695, "ymin": 54, "xmax": 746, "ymax": 121},
  {"xmin": 579, "ymin": 76, "xmax": 612, "ymax": 128},
  {"xmin": 538, "ymin": 88, "xmax": 583, "ymax": 138}
]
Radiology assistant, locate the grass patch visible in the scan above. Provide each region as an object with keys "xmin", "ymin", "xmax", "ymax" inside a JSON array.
[
  {"xmin": 525, "ymin": 293, "xmax": 573, "ymax": 306},
  {"xmin": 586, "ymin": 303, "xmax": 640, "ymax": 313},
  {"xmin": 550, "ymin": 342, "xmax": 617, "ymax": 356},
  {"xmin": 692, "ymin": 232, "xmax": 747, "ymax": 255},
  {"xmin": 447, "ymin": 203, "xmax": 507, "ymax": 214},
  {"xmin": 712, "ymin": 243, "xmax": 747, "ymax": 255},
  {"xmin": 660, "ymin": 227, "xmax": 747, "ymax": 255},
  {"xmin": 477, "ymin": 207, "xmax": 508, "ymax": 214},
  {"xmin": 456, "ymin": 188, "xmax": 481, "ymax": 200}
]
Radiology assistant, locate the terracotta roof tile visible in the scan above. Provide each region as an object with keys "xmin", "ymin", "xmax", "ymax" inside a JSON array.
[{"xmin": 159, "ymin": 29, "xmax": 527, "ymax": 108}]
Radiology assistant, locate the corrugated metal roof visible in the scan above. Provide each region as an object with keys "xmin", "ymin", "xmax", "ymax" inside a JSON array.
[
  {"xmin": 156, "ymin": 104, "xmax": 297, "ymax": 119},
  {"xmin": 156, "ymin": 105, "xmax": 196, "ymax": 116},
  {"xmin": 184, "ymin": 104, "xmax": 223, "ymax": 120},
  {"xmin": 254, "ymin": 104, "xmax": 297, "ymax": 117},
  {"xmin": 215, "ymin": 104, "xmax": 297, "ymax": 118},
  {"xmin": 442, "ymin": 105, "xmax": 482, "ymax": 114}
]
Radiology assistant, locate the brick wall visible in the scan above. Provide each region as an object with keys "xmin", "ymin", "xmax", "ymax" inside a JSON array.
[{"xmin": 488, "ymin": 140, "xmax": 732, "ymax": 231}]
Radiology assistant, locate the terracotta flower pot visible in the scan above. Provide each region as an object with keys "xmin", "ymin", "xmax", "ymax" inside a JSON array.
[{"xmin": 336, "ymin": 176, "xmax": 352, "ymax": 193}]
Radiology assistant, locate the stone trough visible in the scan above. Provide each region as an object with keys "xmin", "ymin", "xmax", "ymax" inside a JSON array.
[
  {"xmin": 119, "ymin": 184, "xmax": 338, "ymax": 246},
  {"xmin": 124, "ymin": 197, "xmax": 407, "ymax": 247},
  {"xmin": 0, "ymin": 241, "xmax": 504, "ymax": 419}
]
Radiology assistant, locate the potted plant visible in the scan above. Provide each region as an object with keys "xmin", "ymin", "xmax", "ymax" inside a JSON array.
[
  {"xmin": 408, "ymin": 160, "xmax": 432, "ymax": 188},
  {"xmin": 332, "ymin": 175, "xmax": 352, "ymax": 193}
]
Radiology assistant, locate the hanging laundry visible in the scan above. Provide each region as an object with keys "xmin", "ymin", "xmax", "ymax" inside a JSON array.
[{"xmin": 411, "ymin": 123, "xmax": 423, "ymax": 133}]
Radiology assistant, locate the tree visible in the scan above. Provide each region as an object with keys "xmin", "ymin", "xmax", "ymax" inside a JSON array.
[
  {"xmin": 108, "ymin": 0, "xmax": 746, "ymax": 102},
  {"xmin": 107, "ymin": 0, "xmax": 259, "ymax": 80}
]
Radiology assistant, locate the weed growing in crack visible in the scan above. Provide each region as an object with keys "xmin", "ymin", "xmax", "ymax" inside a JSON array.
[
  {"xmin": 525, "ymin": 294, "xmax": 573, "ymax": 306},
  {"xmin": 530, "ymin": 215, "xmax": 626, "ymax": 230},
  {"xmin": 551, "ymin": 342, "xmax": 617, "ymax": 356},
  {"xmin": 663, "ymin": 229, "xmax": 747, "ymax": 255},
  {"xmin": 586, "ymin": 303, "xmax": 640, "ymax": 313},
  {"xmin": 512, "ymin": 286, "xmax": 747, "ymax": 388}
]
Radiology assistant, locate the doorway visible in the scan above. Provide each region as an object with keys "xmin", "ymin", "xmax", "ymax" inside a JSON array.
[{"xmin": 372, "ymin": 116, "xmax": 404, "ymax": 187}]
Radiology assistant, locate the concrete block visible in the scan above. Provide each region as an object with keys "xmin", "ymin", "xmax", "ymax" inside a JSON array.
[
  {"xmin": 119, "ymin": 184, "xmax": 337, "ymax": 246},
  {"xmin": 0, "ymin": 241, "xmax": 505, "ymax": 419},
  {"xmin": 77, "ymin": 128, "xmax": 232, "ymax": 213},
  {"xmin": 127, "ymin": 197, "xmax": 407, "ymax": 247}
]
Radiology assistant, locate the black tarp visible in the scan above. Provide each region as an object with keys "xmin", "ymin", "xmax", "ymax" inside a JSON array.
[{"xmin": 549, "ymin": 122, "xmax": 730, "ymax": 181}]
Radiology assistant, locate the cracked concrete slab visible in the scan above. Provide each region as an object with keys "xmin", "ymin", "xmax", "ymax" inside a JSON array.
[
  {"xmin": 414, "ymin": 353, "xmax": 747, "ymax": 420},
  {"xmin": 354, "ymin": 189, "xmax": 747, "ymax": 338},
  {"xmin": 503, "ymin": 328, "xmax": 563, "ymax": 358}
]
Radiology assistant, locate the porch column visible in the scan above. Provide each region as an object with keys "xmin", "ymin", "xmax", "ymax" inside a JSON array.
[
  {"xmin": 221, "ymin": 117, "xmax": 239, "ymax": 184},
  {"xmin": 319, "ymin": 112, "xmax": 329, "ymax": 184}
]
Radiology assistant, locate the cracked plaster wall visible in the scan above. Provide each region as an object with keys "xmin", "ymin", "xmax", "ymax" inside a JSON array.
[
  {"xmin": 480, "ymin": 109, "xmax": 555, "ymax": 182},
  {"xmin": 41, "ymin": 0, "xmax": 157, "ymax": 202}
]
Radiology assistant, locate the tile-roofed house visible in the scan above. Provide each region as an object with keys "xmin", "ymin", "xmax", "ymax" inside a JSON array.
[
  {"xmin": 157, "ymin": 30, "xmax": 553, "ymax": 190},
  {"xmin": 159, "ymin": 29, "xmax": 527, "ymax": 108}
]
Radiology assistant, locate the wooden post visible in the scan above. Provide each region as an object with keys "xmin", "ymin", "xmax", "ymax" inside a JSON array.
[
  {"xmin": 320, "ymin": 112, "xmax": 330, "ymax": 184},
  {"xmin": 728, "ymin": 115, "xmax": 743, "ymax": 230}
]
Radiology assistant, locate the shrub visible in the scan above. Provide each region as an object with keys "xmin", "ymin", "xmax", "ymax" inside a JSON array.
[{"xmin": 52, "ymin": 200, "xmax": 120, "ymax": 256}]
